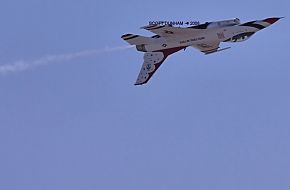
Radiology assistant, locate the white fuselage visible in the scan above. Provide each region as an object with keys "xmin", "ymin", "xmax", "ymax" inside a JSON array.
[{"xmin": 139, "ymin": 25, "xmax": 259, "ymax": 52}]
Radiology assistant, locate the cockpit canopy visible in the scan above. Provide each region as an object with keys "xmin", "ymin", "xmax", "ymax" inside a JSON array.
[
  {"xmin": 207, "ymin": 18, "xmax": 240, "ymax": 29},
  {"xmin": 189, "ymin": 18, "xmax": 241, "ymax": 29}
]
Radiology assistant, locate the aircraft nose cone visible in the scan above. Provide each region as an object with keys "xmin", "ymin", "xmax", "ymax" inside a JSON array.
[{"xmin": 263, "ymin": 17, "xmax": 283, "ymax": 24}]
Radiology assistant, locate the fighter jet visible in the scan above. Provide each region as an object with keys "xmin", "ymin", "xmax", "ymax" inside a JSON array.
[{"xmin": 121, "ymin": 17, "xmax": 282, "ymax": 85}]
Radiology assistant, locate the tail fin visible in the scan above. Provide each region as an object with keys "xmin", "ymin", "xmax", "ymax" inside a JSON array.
[{"xmin": 121, "ymin": 34, "xmax": 154, "ymax": 45}]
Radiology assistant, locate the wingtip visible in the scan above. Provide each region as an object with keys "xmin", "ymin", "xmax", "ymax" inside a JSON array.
[{"xmin": 134, "ymin": 82, "xmax": 145, "ymax": 86}]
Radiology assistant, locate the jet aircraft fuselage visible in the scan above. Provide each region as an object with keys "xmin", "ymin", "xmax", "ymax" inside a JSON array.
[{"xmin": 122, "ymin": 17, "xmax": 282, "ymax": 85}]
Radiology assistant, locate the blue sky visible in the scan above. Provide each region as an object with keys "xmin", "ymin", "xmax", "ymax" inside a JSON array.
[{"xmin": 0, "ymin": 0, "xmax": 289, "ymax": 190}]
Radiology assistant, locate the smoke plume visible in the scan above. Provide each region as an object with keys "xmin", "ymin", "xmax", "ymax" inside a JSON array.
[{"xmin": 0, "ymin": 45, "xmax": 133, "ymax": 75}]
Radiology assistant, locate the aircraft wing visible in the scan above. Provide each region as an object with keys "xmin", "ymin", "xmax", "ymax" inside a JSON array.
[
  {"xmin": 141, "ymin": 24, "xmax": 201, "ymax": 38},
  {"xmin": 135, "ymin": 47, "xmax": 185, "ymax": 85}
]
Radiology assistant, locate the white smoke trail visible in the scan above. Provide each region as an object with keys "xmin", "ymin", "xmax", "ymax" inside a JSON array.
[{"xmin": 0, "ymin": 45, "xmax": 134, "ymax": 75}]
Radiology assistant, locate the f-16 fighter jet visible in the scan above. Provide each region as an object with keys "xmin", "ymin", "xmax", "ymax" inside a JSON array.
[{"xmin": 121, "ymin": 17, "xmax": 282, "ymax": 85}]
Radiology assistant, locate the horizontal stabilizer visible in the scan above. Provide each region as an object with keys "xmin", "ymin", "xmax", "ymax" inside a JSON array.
[{"xmin": 121, "ymin": 34, "xmax": 154, "ymax": 45}]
